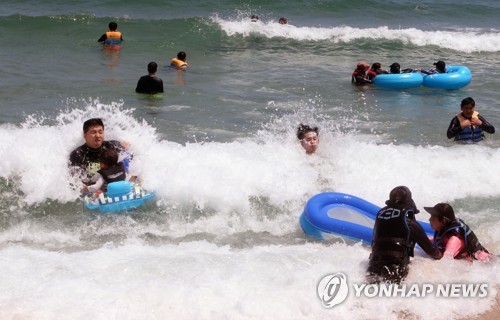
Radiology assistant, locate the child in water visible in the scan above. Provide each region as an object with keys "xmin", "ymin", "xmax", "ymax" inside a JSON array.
[
  {"xmin": 82, "ymin": 148, "xmax": 128, "ymax": 195},
  {"xmin": 297, "ymin": 123, "xmax": 319, "ymax": 154}
]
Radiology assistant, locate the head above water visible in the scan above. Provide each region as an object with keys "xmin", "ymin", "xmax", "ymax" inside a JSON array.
[
  {"xmin": 100, "ymin": 148, "xmax": 119, "ymax": 168},
  {"xmin": 83, "ymin": 118, "xmax": 104, "ymax": 133},
  {"xmin": 147, "ymin": 61, "xmax": 158, "ymax": 74},
  {"xmin": 424, "ymin": 203, "xmax": 456, "ymax": 223},
  {"xmin": 297, "ymin": 123, "xmax": 319, "ymax": 155},
  {"xmin": 108, "ymin": 22, "xmax": 118, "ymax": 31},
  {"xmin": 371, "ymin": 62, "xmax": 382, "ymax": 70},
  {"xmin": 433, "ymin": 60, "xmax": 446, "ymax": 73},
  {"xmin": 177, "ymin": 51, "xmax": 187, "ymax": 61},
  {"xmin": 356, "ymin": 61, "xmax": 370, "ymax": 71},
  {"xmin": 385, "ymin": 186, "xmax": 420, "ymax": 213},
  {"xmin": 389, "ymin": 63, "xmax": 400, "ymax": 73},
  {"xmin": 279, "ymin": 17, "xmax": 288, "ymax": 24},
  {"xmin": 460, "ymin": 96, "xmax": 475, "ymax": 108},
  {"xmin": 251, "ymin": 15, "xmax": 259, "ymax": 22},
  {"xmin": 83, "ymin": 118, "xmax": 105, "ymax": 149}
]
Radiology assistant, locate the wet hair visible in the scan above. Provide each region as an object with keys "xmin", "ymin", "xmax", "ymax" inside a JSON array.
[
  {"xmin": 279, "ymin": 17, "xmax": 288, "ymax": 24},
  {"xmin": 177, "ymin": 51, "xmax": 187, "ymax": 61},
  {"xmin": 251, "ymin": 15, "xmax": 259, "ymax": 21},
  {"xmin": 460, "ymin": 97, "xmax": 475, "ymax": 108},
  {"xmin": 83, "ymin": 118, "xmax": 104, "ymax": 133},
  {"xmin": 296, "ymin": 123, "xmax": 319, "ymax": 140},
  {"xmin": 108, "ymin": 22, "xmax": 118, "ymax": 31},
  {"xmin": 147, "ymin": 61, "xmax": 158, "ymax": 73},
  {"xmin": 385, "ymin": 186, "xmax": 420, "ymax": 214},
  {"xmin": 371, "ymin": 63, "xmax": 381, "ymax": 70},
  {"xmin": 100, "ymin": 148, "xmax": 119, "ymax": 168}
]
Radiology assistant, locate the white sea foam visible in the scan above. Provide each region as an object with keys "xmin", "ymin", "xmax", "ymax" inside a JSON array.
[
  {"xmin": 213, "ymin": 16, "xmax": 500, "ymax": 53},
  {"xmin": 0, "ymin": 241, "xmax": 497, "ymax": 320}
]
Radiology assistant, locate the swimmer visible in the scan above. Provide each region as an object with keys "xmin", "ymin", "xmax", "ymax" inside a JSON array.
[
  {"xmin": 279, "ymin": 17, "xmax": 288, "ymax": 25},
  {"xmin": 170, "ymin": 51, "xmax": 188, "ymax": 70},
  {"xmin": 97, "ymin": 21, "xmax": 123, "ymax": 47},
  {"xmin": 135, "ymin": 61, "xmax": 164, "ymax": 94},
  {"xmin": 425, "ymin": 203, "xmax": 492, "ymax": 262},
  {"xmin": 446, "ymin": 97, "xmax": 495, "ymax": 144},
  {"xmin": 297, "ymin": 124, "xmax": 319, "ymax": 155}
]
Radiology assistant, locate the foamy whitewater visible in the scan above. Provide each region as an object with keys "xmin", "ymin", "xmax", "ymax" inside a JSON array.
[{"xmin": 1, "ymin": 1, "xmax": 500, "ymax": 319}]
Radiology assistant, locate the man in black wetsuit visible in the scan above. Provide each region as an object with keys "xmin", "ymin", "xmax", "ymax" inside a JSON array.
[
  {"xmin": 135, "ymin": 61, "xmax": 164, "ymax": 94},
  {"xmin": 69, "ymin": 118, "xmax": 128, "ymax": 184},
  {"xmin": 367, "ymin": 186, "xmax": 442, "ymax": 284}
]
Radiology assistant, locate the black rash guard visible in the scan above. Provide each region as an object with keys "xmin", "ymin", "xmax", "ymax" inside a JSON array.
[
  {"xmin": 135, "ymin": 75, "xmax": 164, "ymax": 94},
  {"xmin": 69, "ymin": 140, "xmax": 123, "ymax": 183}
]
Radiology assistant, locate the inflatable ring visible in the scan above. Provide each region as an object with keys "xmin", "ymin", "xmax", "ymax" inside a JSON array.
[
  {"xmin": 423, "ymin": 65, "xmax": 472, "ymax": 90},
  {"xmin": 373, "ymin": 72, "xmax": 423, "ymax": 89},
  {"xmin": 299, "ymin": 192, "xmax": 433, "ymax": 242}
]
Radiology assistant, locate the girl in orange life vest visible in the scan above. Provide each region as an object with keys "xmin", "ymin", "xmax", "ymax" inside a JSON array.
[
  {"xmin": 367, "ymin": 62, "xmax": 388, "ymax": 81},
  {"xmin": 97, "ymin": 21, "xmax": 123, "ymax": 46},
  {"xmin": 446, "ymin": 97, "xmax": 495, "ymax": 143},
  {"xmin": 352, "ymin": 61, "xmax": 371, "ymax": 85},
  {"xmin": 171, "ymin": 51, "xmax": 188, "ymax": 70}
]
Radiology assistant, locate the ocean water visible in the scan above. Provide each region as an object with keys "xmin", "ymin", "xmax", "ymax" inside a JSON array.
[{"xmin": 0, "ymin": 1, "xmax": 499, "ymax": 319}]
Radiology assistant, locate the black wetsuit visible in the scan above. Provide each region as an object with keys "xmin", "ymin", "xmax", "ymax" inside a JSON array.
[
  {"xmin": 69, "ymin": 140, "xmax": 123, "ymax": 183},
  {"xmin": 367, "ymin": 206, "xmax": 441, "ymax": 284},
  {"xmin": 135, "ymin": 75, "xmax": 164, "ymax": 94}
]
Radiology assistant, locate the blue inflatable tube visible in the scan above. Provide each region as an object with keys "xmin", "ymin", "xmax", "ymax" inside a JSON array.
[
  {"xmin": 423, "ymin": 65, "xmax": 472, "ymax": 90},
  {"xmin": 84, "ymin": 181, "xmax": 155, "ymax": 213},
  {"xmin": 300, "ymin": 192, "xmax": 433, "ymax": 243},
  {"xmin": 373, "ymin": 72, "xmax": 423, "ymax": 89}
]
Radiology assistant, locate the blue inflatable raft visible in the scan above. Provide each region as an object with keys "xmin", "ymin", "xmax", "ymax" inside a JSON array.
[
  {"xmin": 299, "ymin": 192, "xmax": 433, "ymax": 242},
  {"xmin": 373, "ymin": 72, "xmax": 424, "ymax": 89},
  {"xmin": 84, "ymin": 181, "xmax": 155, "ymax": 213},
  {"xmin": 423, "ymin": 65, "xmax": 472, "ymax": 90}
]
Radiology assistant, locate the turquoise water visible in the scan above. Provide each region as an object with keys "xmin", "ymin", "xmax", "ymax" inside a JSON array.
[{"xmin": 1, "ymin": 1, "xmax": 499, "ymax": 319}]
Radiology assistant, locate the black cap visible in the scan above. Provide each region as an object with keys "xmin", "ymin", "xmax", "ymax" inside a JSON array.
[{"xmin": 424, "ymin": 203, "xmax": 455, "ymax": 221}]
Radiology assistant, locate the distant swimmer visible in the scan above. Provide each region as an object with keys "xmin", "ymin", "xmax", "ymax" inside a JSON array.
[
  {"xmin": 367, "ymin": 62, "xmax": 388, "ymax": 81},
  {"xmin": 388, "ymin": 62, "xmax": 415, "ymax": 74},
  {"xmin": 135, "ymin": 61, "xmax": 164, "ymax": 94},
  {"xmin": 351, "ymin": 61, "xmax": 371, "ymax": 85},
  {"xmin": 279, "ymin": 17, "xmax": 288, "ymax": 25},
  {"xmin": 447, "ymin": 97, "xmax": 495, "ymax": 144},
  {"xmin": 297, "ymin": 123, "xmax": 319, "ymax": 155},
  {"xmin": 251, "ymin": 15, "xmax": 259, "ymax": 22},
  {"xmin": 425, "ymin": 203, "xmax": 492, "ymax": 262},
  {"xmin": 421, "ymin": 60, "xmax": 446, "ymax": 75},
  {"xmin": 97, "ymin": 21, "xmax": 123, "ymax": 49},
  {"xmin": 170, "ymin": 51, "xmax": 188, "ymax": 70}
]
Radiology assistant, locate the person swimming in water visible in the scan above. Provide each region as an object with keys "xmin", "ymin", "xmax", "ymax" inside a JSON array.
[
  {"xmin": 446, "ymin": 97, "xmax": 495, "ymax": 144},
  {"xmin": 97, "ymin": 21, "xmax": 123, "ymax": 48},
  {"xmin": 296, "ymin": 124, "xmax": 319, "ymax": 155},
  {"xmin": 367, "ymin": 186, "xmax": 442, "ymax": 284},
  {"xmin": 425, "ymin": 203, "xmax": 492, "ymax": 262},
  {"xmin": 352, "ymin": 61, "xmax": 371, "ymax": 85},
  {"xmin": 170, "ymin": 51, "xmax": 188, "ymax": 70}
]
